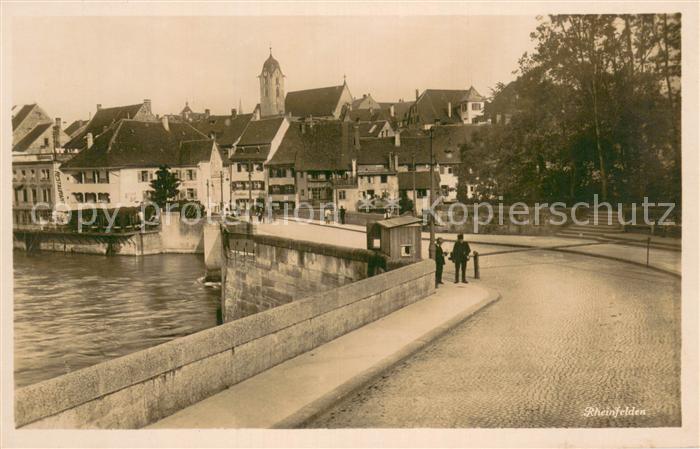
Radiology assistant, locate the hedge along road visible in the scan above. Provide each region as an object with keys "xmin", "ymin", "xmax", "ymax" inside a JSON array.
[{"xmin": 303, "ymin": 246, "xmax": 681, "ymax": 428}]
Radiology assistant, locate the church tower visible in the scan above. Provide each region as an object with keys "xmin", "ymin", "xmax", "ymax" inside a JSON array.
[{"xmin": 259, "ymin": 49, "xmax": 285, "ymax": 117}]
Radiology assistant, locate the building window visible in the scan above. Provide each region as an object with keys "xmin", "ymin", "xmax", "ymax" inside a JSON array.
[
  {"xmin": 21, "ymin": 169, "xmax": 26, "ymax": 178},
  {"xmin": 43, "ymin": 189, "xmax": 51, "ymax": 202},
  {"xmin": 186, "ymin": 169, "xmax": 196, "ymax": 181},
  {"xmin": 97, "ymin": 193, "xmax": 110, "ymax": 203},
  {"xmin": 186, "ymin": 188, "xmax": 197, "ymax": 200},
  {"xmin": 338, "ymin": 190, "xmax": 346, "ymax": 200},
  {"xmin": 401, "ymin": 244, "xmax": 413, "ymax": 257},
  {"xmin": 366, "ymin": 176, "xmax": 374, "ymax": 184},
  {"xmin": 43, "ymin": 137, "xmax": 50, "ymax": 147},
  {"xmin": 98, "ymin": 170, "xmax": 109, "ymax": 183},
  {"xmin": 139, "ymin": 170, "xmax": 151, "ymax": 183},
  {"xmin": 471, "ymin": 103, "xmax": 482, "ymax": 111},
  {"xmin": 447, "ymin": 167, "xmax": 453, "ymax": 174},
  {"xmin": 366, "ymin": 189, "xmax": 375, "ymax": 197},
  {"xmin": 85, "ymin": 193, "xmax": 97, "ymax": 203},
  {"xmin": 30, "ymin": 188, "xmax": 37, "ymax": 203},
  {"xmin": 72, "ymin": 192, "xmax": 84, "ymax": 203},
  {"xmin": 417, "ymin": 189, "xmax": 427, "ymax": 198},
  {"xmin": 380, "ymin": 175, "xmax": 388, "ymax": 184},
  {"xmin": 255, "ymin": 163, "xmax": 263, "ymax": 172},
  {"xmin": 40, "ymin": 169, "xmax": 50, "ymax": 180}
]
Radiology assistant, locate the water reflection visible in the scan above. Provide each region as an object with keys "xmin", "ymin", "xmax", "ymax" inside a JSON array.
[{"xmin": 13, "ymin": 251, "xmax": 220, "ymax": 388}]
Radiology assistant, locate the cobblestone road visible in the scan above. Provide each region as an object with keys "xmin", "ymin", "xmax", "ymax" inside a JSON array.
[{"xmin": 306, "ymin": 249, "xmax": 681, "ymax": 428}]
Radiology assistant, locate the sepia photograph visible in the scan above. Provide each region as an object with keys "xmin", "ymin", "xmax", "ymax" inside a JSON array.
[{"xmin": 1, "ymin": 2, "xmax": 698, "ymax": 448}]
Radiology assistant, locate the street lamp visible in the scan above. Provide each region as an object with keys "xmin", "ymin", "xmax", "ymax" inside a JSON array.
[{"xmin": 428, "ymin": 119, "xmax": 439, "ymax": 259}]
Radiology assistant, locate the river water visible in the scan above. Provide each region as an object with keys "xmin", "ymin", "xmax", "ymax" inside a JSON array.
[{"xmin": 13, "ymin": 251, "xmax": 220, "ymax": 388}]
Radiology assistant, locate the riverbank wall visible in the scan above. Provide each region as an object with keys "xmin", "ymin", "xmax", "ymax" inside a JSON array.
[
  {"xmin": 15, "ymin": 258, "xmax": 434, "ymax": 429},
  {"xmin": 12, "ymin": 213, "xmax": 204, "ymax": 256},
  {"xmin": 221, "ymin": 223, "xmax": 379, "ymax": 321}
]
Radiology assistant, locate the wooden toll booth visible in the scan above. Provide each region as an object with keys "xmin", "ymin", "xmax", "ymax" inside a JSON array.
[{"xmin": 366, "ymin": 215, "xmax": 423, "ymax": 262}]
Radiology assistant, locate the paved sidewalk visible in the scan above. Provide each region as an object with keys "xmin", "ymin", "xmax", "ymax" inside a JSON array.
[
  {"xmin": 266, "ymin": 218, "xmax": 681, "ymax": 277},
  {"xmin": 148, "ymin": 282, "xmax": 499, "ymax": 428}
]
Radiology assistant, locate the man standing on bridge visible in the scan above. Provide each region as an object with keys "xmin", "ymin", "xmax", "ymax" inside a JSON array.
[
  {"xmin": 434, "ymin": 237, "xmax": 445, "ymax": 288},
  {"xmin": 450, "ymin": 233, "xmax": 471, "ymax": 283}
]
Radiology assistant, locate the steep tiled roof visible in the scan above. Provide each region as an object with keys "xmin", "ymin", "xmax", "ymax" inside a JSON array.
[
  {"xmin": 414, "ymin": 90, "xmax": 466, "ymax": 125},
  {"xmin": 178, "ymin": 140, "xmax": 216, "ymax": 166},
  {"xmin": 65, "ymin": 103, "xmax": 146, "ymax": 150},
  {"xmin": 358, "ymin": 121, "xmax": 392, "ymax": 138},
  {"xmin": 12, "ymin": 122, "xmax": 52, "ymax": 152},
  {"xmin": 351, "ymin": 94, "xmax": 380, "ymax": 110},
  {"xmin": 267, "ymin": 125, "xmax": 302, "ymax": 166},
  {"xmin": 237, "ymin": 117, "xmax": 285, "ymax": 146},
  {"xmin": 272, "ymin": 122, "xmax": 356, "ymax": 171},
  {"xmin": 64, "ymin": 120, "xmax": 87, "ymax": 137},
  {"xmin": 397, "ymin": 171, "xmax": 441, "ymax": 190},
  {"xmin": 357, "ymin": 127, "xmax": 465, "ymax": 165},
  {"xmin": 285, "ymin": 85, "xmax": 345, "ymax": 118},
  {"xmin": 461, "ymin": 86, "xmax": 486, "ymax": 102},
  {"xmin": 192, "ymin": 113, "xmax": 252, "ymax": 147},
  {"xmin": 344, "ymin": 108, "xmax": 391, "ymax": 123},
  {"xmin": 12, "ymin": 104, "xmax": 37, "ymax": 131},
  {"xmin": 230, "ymin": 145, "xmax": 269, "ymax": 163},
  {"xmin": 61, "ymin": 120, "xmax": 210, "ymax": 169}
]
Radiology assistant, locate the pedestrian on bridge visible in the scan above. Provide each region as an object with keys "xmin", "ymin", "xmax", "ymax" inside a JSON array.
[
  {"xmin": 434, "ymin": 237, "xmax": 445, "ymax": 288},
  {"xmin": 450, "ymin": 233, "xmax": 471, "ymax": 283}
]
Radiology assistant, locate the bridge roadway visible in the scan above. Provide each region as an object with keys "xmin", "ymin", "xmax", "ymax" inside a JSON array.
[{"xmin": 257, "ymin": 221, "xmax": 681, "ymax": 427}]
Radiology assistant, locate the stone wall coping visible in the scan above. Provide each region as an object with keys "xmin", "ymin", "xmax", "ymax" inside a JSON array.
[
  {"xmin": 249, "ymin": 233, "xmax": 377, "ymax": 262},
  {"xmin": 14, "ymin": 259, "xmax": 434, "ymax": 427}
]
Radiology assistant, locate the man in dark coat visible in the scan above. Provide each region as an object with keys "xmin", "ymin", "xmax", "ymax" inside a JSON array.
[
  {"xmin": 339, "ymin": 205, "xmax": 346, "ymax": 224},
  {"xmin": 451, "ymin": 233, "xmax": 471, "ymax": 283},
  {"xmin": 434, "ymin": 237, "xmax": 445, "ymax": 287}
]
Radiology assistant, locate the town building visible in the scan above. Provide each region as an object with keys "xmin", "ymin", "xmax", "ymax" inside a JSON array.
[
  {"xmin": 405, "ymin": 86, "xmax": 486, "ymax": 129},
  {"xmin": 228, "ymin": 116, "xmax": 289, "ymax": 211},
  {"xmin": 285, "ymin": 82, "xmax": 354, "ymax": 121},
  {"xmin": 12, "ymin": 104, "xmax": 73, "ymax": 226},
  {"xmin": 178, "ymin": 102, "xmax": 213, "ymax": 122},
  {"xmin": 64, "ymin": 100, "xmax": 157, "ymax": 152},
  {"xmin": 351, "ymin": 93, "xmax": 382, "ymax": 111},
  {"xmin": 192, "ymin": 110, "xmax": 253, "ymax": 157},
  {"xmin": 60, "ymin": 117, "xmax": 229, "ymax": 212},
  {"xmin": 268, "ymin": 121, "xmax": 461, "ymax": 212},
  {"xmin": 12, "ymin": 104, "xmax": 71, "ymax": 155},
  {"xmin": 64, "ymin": 119, "xmax": 88, "ymax": 139}
]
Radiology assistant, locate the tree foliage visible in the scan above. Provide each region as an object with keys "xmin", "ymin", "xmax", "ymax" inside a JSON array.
[
  {"xmin": 462, "ymin": 14, "xmax": 681, "ymax": 205},
  {"xmin": 149, "ymin": 165, "xmax": 181, "ymax": 208}
]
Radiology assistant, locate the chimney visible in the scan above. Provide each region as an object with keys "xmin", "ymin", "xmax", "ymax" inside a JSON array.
[
  {"xmin": 96, "ymin": 104, "xmax": 102, "ymax": 111},
  {"xmin": 204, "ymin": 108, "xmax": 210, "ymax": 118},
  {"xmin": 162, "ymin": 115, "xmax": 170, "ymax": 132},
  {"xmin": 143, "ymin": 99, "xmax": 151, "ymax": 114},
  {"xmin": 394, "ymin": 131, "xmax": 401, "ymax": 147},
  {"xmin": 300, "ymin": 123, "xmax": 306, "ymax": 134},
  {"xmin": 394, "ymin": 153, "xmax": 399, "ymax": 171},
  {"xmin": 351, "ymin": 158, "xmax": 357, "ymax": 177},
  {"xmin": 87, "ymin": 132, "xmax": 94, "ymax": 149},
  {"xmin": 231, "ymin": 108, "xmax": 237, "ymax": 118},
  {"xmin": 53, "ymin": 117, "xmax": 61, "ymax": 151},
  {"xmin": 447, "ymin": 101, "xmax": 452, "ymax": 118},
  {"xmin": 389, "ymin": 104, "xmax": 395, "ymax": 117},
  {"xmin": 389, "ymin": 152, "xmax": 395, "ymax": 171},
  {"xmin": 415, "ymin": 89, "xmax": 419, "ymax": 101}
]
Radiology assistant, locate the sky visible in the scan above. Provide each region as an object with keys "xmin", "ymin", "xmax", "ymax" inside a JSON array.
[{"xmin": 11, "ymin": 15, "xmax": 539, "ymax": 124}]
